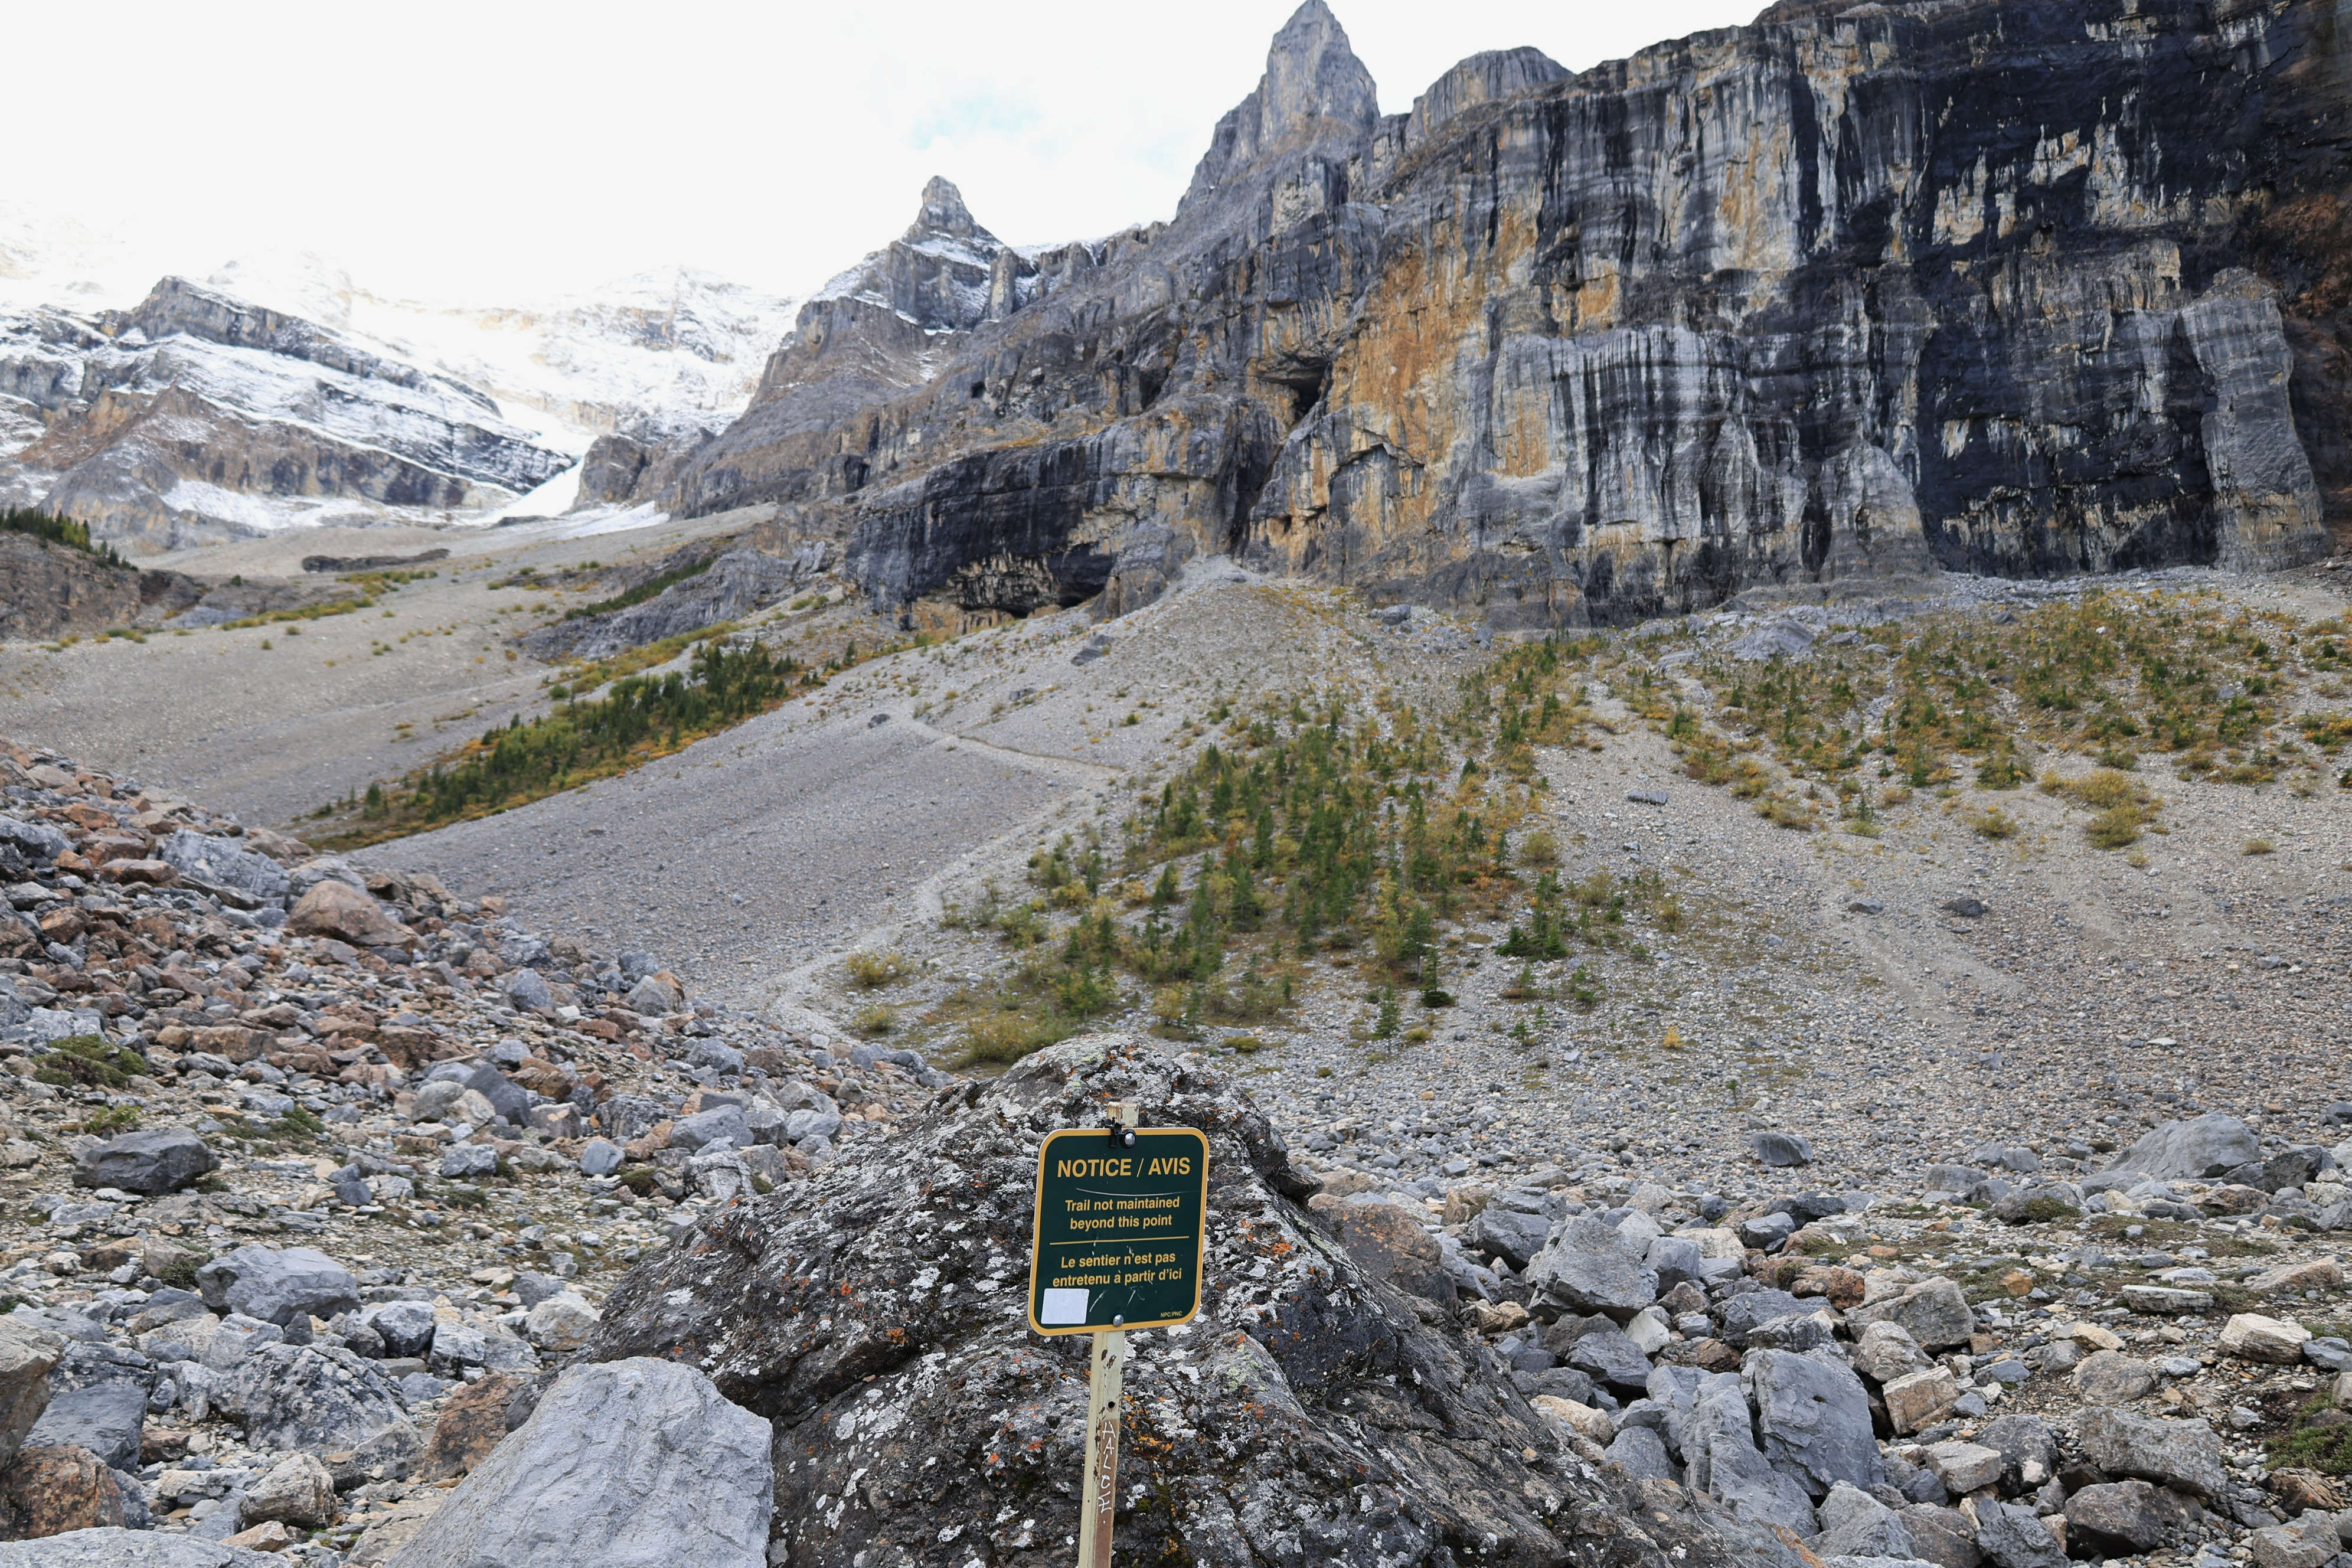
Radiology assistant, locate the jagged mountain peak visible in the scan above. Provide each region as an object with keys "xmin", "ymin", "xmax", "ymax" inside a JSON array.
[
  {"xmin": 1182, "ymin": 0, "xmax": 1380, "ymax": 208},
  {"xmin": 909, "ymin": 177, "xmax": 993, "ymax": 247}
]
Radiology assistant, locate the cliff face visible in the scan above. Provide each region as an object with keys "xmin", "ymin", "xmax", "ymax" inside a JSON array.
[{"xmin": 655, "ymin": 0, "xmax": 2350, "ymax": 628}]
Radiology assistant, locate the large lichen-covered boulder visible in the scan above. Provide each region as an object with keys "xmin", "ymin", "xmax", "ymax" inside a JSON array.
[{"xmin": 589, "ymin": 1034, "xmax": 1749, "ymax": 1568}]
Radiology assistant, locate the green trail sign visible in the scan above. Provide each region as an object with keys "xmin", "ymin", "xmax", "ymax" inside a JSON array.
[{"xmin": 1028, "ymin": 1125, "xmax": 1208, "ymax": 1336}]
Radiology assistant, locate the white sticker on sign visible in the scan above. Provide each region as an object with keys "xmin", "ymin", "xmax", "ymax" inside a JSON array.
[{"xmin": 1040, "ymin": 1288, "xmax": 1089, "ymax": 1325}]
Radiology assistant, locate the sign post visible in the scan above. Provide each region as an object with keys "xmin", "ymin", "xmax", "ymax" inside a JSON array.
[{"xmin": 1028, "ymin": 1101, "xmax": 1208, "ymax": 1568}]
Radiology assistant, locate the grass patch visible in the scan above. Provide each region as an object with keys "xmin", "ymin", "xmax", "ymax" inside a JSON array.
[
  {"xmin": 846, "ymin": 950, "xmax": 910, "ymax": 989},
  {"xmin": 79, "ymin": 1105, "xmax": 141, "ymax": 1134},
  {"xmin": 952, "ymin": 1007, "xmax": 1083, "ymax": 1067},
  {"xmin": 2266, "ymin": 1397, "xmax": 2352, "ymax": 1476},
  {"xmin": 34, "ymin": 1035, "xmax": 147, "ymax": 1090}
]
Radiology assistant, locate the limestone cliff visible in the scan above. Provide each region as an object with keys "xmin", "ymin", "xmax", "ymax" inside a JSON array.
[{"xmin": 643, "ymin": 0, "xmax": 2348, "ymax": 628}]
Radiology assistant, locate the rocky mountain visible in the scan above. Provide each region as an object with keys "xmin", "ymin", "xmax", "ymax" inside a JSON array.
[
  {"xmin": 201, "ymin": 255, "xmax": 802, "ymax": 460},
  {"xmin": 0, "ymin": 279, "xmax": 573, "ymax": 552},
  {"xmin": 0, "ymin": 207, "xmax": 802, "ymax": 553},
  {"xmin": 605, "ymin": 0, "xmax": 2348, "ymax": 629}
]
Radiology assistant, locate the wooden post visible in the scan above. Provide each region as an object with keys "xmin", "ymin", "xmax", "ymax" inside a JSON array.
[{"xmin": 1075, "ymin": 1325, "xmax": 1128, "ymax": 1568}]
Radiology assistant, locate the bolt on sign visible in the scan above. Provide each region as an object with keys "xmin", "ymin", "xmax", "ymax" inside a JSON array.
[{"xmin": 1028, "ymin": 1123, "xmax": 1208, "ymax": 1335}]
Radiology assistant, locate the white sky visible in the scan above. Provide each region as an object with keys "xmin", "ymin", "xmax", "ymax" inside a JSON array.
[{"xmin": 11, "ymin": 0, "xmax": 1765, "ymax": 305}]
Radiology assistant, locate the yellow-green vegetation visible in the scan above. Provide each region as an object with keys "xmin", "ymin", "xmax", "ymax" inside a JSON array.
[
  {"xmin": 563, "ymin": 556, "xmax": 715, "ymax": 620},
  {"xmin": 561, "ymin": 623, "xmax": 744, "ymax": 691},
  {"xmin": 854, "ymin": 1004, "xmax": 896, "ymax": 1037},
  {"xmin": 2267, "ymin": 1396, "xmax": 2352, "ymax": 1476},
  {"xmin": 847, "ymin": 950, "xmax": 912, "ymax": 988},
  {"xmin": 315, "ymin": 615, "xmax": 913, "ymax": 849},
  {"xmin": 313, "ymin": 640, "xmax": 817, "ymax": 848},
  {"xmin": 339, "ymin": 568, "xmax": 437, "ymax": 593},
  {"xmin": 218, "ymin": 596, "xmax": 373, "ymax": 631},
  {"xmin": 35, "ymin": 1034, "xmax": 148, "ymax": 1089},
  {"xmin": 2041, "ymin": 767, "xmax": 2164, "ymax": 850},
  {"xmin": 1617, "ymin": 592, "xmax": 2348, "ymax": 825},
  {"xmin": 949, "ymin": 640, "xmax": 1689, "ymax": 1064}
]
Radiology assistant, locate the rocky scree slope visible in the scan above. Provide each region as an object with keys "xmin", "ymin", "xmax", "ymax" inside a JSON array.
[
  {"xmin": 617, "ymin": 0, "xmax": 2348, "ymax": 629},
  {"xmin": 590, "ymin": 1032, "xmax": 1755, "ymax": 1568},
  {"xmin": 0, "ymin": 737, "xmax": 949, "ymax": 1558},
  {"xmin": 1, "ymin": 740, "xmax": 2351, "ymax": 1567}
]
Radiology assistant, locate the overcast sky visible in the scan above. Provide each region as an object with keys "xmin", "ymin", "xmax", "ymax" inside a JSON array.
[{"xmin": 14, "ymin": 0, "xmax": 1763, "ymax": 305}]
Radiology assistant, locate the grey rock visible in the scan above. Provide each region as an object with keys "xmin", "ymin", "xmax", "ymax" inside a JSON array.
[
  {"xmin": 623, "ymin": 975, "xmax": 681, "ymax": 1016},
  {"xmin": 2064, "ymin": 1480, "xmax": 2170, "ymax": 1553},
  {"xmin": 585, "ymin": 1032, "xmax": 1678, "ymax": 1566},
  {"xmin": 226, "ymin": 1342, "xmax": 412, "ymax": 1452},
  {"xmin": 196, "ymin": 1245, "xmax": 360, "ymax": 1327},
  {"xmin": 502, "ymin": 968, "xmax": 556, "ymax": 1014},
  {"xmin": 1853, "ymin": 1321, "xmax": 1934, "ymax": 1384},
  {"xmin": 24, "ymin": 1381, "xmax": 146, "ymax": 1468},
  {"xmin": 1746, "ymin": 1313, "xmax": 1835, "ymax": 1353},
  {"xmin": 670, "ymin": 1105, "xmax": 751, "ymax": 1154},
  {"xmin": 2083, "ymin": 1114, "xmax": 2260, "ymax": 1193},
  {"xmin": 159, "ymin": 831, "xmax": 289, "ymax": 901},
  {"xmin": 579, "ymin": 1139, "xmax": 625, "ymax": 1177},
  {"xmin": 0, "ymin": 1317, "xmax": 65, "ymax": 1468},
  {"xmin": 1900, "ymin": 1506, "xmax": 1980, "ymax": 1568},
  {"xmin": 0, "ymin": 816, "xmax": 69, "ymax": 863},
  {"xmin": 1647, "ymin": 1236, "xmax": 1704, "ymax": 1291},
  {"xmin": 2248, "ymin": 1515, "xmax": 2343, "ymax": 1568},
  {"xmin": 1566, "ymin": 1329, "xmax": 1654, "ymax": 1392},
  {"xmin": 1974, "ymin": 1414, "xmax": 2057, "ymax": 1489},
  {"xmin": 364, "ymin": 1302, "xmax": 437, "ymax": 1360},
  {"xmin": 70, "ymin": 1128, "xmax": 218, "ymax": 1195},
  {"xmin": 1739, "ymin": 1212, "xmax": 1798, "ymax": 1249},
  {"xmin": 1745, "ymin": 1348, "xmax": 1883, "ymax": 1497},
  {"xmin": 1749, "ymin": 1131, "xmax": 1815, "ymax": 1167},
  {"xmin": 2076, "ymin": 1406, "xmax": 2229, "ymax": 1500},
  {"xmin": 1606, "ymin": 1424, "xmax": 1680, "ymax": 1481},
  {"xmin": 1470, "ymin": 1204, "xmax": 1551, "ymax": 1270},
  {"xmin": 512, "ymin": 1273, "xmax": 567, "ymax": 1310},
  {"xmin": 2073, "ymin": 1350, "xmax": 2160, "ymax": 1404},
  {"xmin": 1819, "ymin": 1481, "xmax": 1918, "ymax": 1559},
  {"xmin": 596, "ymin": 1095, "xmax": 664, "ymax": 1144},
  {"xmin": 1846, "ymin": 1277, "xmax": 1975, "ymax": 1351},
  {"xmin": 1920, "ymin": 1164, "xmax": 1988, "ymax": 1197},
  {"xmin": 1735, "ymin": 618, "xmax": 1818, "ymax": 662},
  {"xmin": 1684, "ymin": 1370, "xmax": 1818, "ymax": 1532},
  {"xmin": 783, "ymin": 1107, "xmax": 843, "ymax": 1146},
  {"xmin": 1716, "ymin": 1290, "xmax": 1811, "ymax": 1346},
  {"xmin": 1972, "ymin": 1501, "xmax": 2065, "ymax": 1568},
  {"xmin": 429, "ymin": 1322, "xmax": 536, "ymax": 1375},
  {"xmin": 0, "ymin": 1529, "xmax": 279, "ymax": 1567},
  {"xmin": 381, "ymin": 1358, "xmax": 772, "ymax": 1568},
  {"xmin": 439, "ymin": 1144, "xmax": 498, "ymax": 1179},
  {"xmin": 1526, "ymin": 1214, "xmax": 1660, "ymax": 1316}
]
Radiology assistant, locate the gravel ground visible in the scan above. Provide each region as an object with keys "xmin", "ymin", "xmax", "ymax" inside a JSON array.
[{"xmin": 0, "ymin": 509, "xmax": 760, "ymax": 826}]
